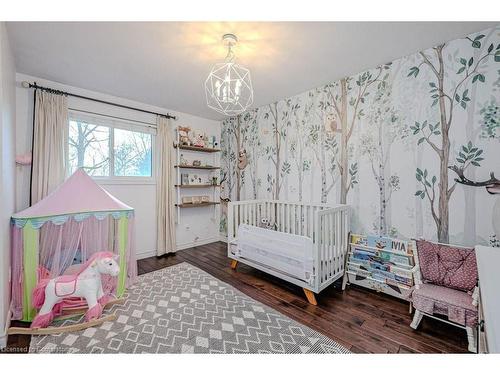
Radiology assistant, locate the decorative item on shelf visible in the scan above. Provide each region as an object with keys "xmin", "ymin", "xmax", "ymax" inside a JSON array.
[
  {"xmin": 193, "ymin": 130, "xmax": 206, "ymax": 148},
  {"xmin": 179, "ymin": 154, "xmax": 188, "ymax": 166},
  {"xmin": 178, "ymin": 126, "xmax": 193, "ymax": 146},
  {"xmin": 192, "ymin": 160, "xmax": 202, "ymax": 167},
  {"xmin": 344, "ymin": 234, "xmax": 417, "ymax": 305},
  {"xmin": 208, "ymin": 135, "xmax": 217, "ymax": 149},
  {"xmin": 182, "ymin": 196, "xmax": 194, "ymax": 204},
  {"xmin": 211, "ymin": 176, "xmax": 218, "ymax": 185},
  {"xmin": 181, "ymin": 195, "xmax": 211, "ymax": 205},
  {"xmin": 189, "ymin": 174, "xmax": 203, "ymax": 185},
  {"xmin": 180, "ymin": 173, "xmax": 189, "ymax": 185}
]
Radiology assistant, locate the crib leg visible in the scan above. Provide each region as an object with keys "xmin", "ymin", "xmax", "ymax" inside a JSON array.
[
  {"xmin": 303, "ymin": 288, "xmax": 317, "ymax": 306},
  {"xmin": 230, "ymin": 260, "xmax": 238, "ymax": 270},
  {"xmin": 341, "ymin": 274, "xmax": 348, "ymax": 291}
]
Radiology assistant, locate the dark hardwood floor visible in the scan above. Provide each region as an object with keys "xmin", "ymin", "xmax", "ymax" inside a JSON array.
[{"xmin": 5, "ymin": 241, "xmax": 469, "ymax": 353}]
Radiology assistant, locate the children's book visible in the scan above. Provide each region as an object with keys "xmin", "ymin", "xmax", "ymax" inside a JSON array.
[
  {"xmin": 351, "ymin": 234, "xmax": 368, "ymax": 246},
  {"xmin": 367, "ymin": 235, "xmax": 413, "ymax": 255},
  {"xmin": 348, "ymin": 233, "xmax": 416, "ymax": 300}
]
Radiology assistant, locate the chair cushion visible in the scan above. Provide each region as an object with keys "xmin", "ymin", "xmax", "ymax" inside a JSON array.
[
  {"xmin": 412, "ymin": 284, "xmax": 478, "ymax": 327},
  {"xmin": 416, "ymin": 240, "xmax": 477, "ymax": 292}
]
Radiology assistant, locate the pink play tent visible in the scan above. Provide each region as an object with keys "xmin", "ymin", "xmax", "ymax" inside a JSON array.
[{"xmin": 10, "ymin": 169, "xmax": 137, "ymax": 321}]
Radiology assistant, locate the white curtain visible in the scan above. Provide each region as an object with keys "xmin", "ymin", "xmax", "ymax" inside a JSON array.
[
  {"xmin": 156, "ymin": 116, "xmax": 176, "ymax": 255},
  {"xmin": 31, "ymin": 90, "xmax": 68, "ymax": 204}
]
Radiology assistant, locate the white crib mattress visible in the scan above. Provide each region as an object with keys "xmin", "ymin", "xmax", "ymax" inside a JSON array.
[{"xmin": 236, "ymin": 224, "xmax": 314, "ymax": 283}]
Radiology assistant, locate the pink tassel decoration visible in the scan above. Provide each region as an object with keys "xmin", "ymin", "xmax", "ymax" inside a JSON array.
[
  {"xmin": 98, "ymin": 295, "xmax": 113, "ymax": 306},
  {"xmin": 30, "ymin": 311, "xmax": 55, "ymax": 329},
  {"xmin": 85, "ymin": 303, "xmax": 103, "ymax": 322}
]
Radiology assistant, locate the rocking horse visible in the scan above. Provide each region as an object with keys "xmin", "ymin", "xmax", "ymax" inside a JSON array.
[
  {"xmin": 9, "ymin": 252, "xmax": 124, "ymax": 335},
  {"xmin": 9, "ymin": 169, "xmax": 136, "ymax": 335}
]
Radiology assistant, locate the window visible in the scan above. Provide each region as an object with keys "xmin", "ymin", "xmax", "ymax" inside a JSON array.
[{"xmin": 68, "ymin": 114, "xmax": 153, "ymax": 179}]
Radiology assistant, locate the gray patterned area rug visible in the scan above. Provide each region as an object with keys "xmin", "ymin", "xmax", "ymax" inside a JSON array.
[{"xmin": 30, "ymin": 262, "xmax": 350, "ymax": 354}]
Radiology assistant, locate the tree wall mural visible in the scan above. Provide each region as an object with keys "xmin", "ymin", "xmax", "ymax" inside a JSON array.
[
  {"xmin": 221, "ymin": 25, "xmax": 500, "ymax": 246},
  {"xmin": 359, "ymin": 70, "xmax": 407, "ymax": 235},
  {"xmin": 408, "ymin": 33, "xmax": 499, "ymax": 243}
]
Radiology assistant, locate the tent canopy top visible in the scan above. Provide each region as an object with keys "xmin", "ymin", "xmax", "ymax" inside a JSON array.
[{"xmin": 13, "ymin": 169, "xmax": 133, "ymax": 220}]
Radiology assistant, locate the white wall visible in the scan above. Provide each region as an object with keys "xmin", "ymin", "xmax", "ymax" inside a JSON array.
[
  {"xmin": 0, "ymin": 23, "xmax": 16, "ymax": 348},
  {"xmin": 15, "ymin": 73, "xmax": 221, "ymax": 260}
]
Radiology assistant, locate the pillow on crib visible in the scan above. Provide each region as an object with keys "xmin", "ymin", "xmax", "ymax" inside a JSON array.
[{"xmin": 415, "ymin": 240, "xmax": 477, "ymax": 293}]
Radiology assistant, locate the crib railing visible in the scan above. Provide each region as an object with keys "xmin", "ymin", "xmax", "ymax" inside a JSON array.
[
  {"xmin": 227, "ymin": 200, "xmax": 337, "ymax": 242},
  {"xmin": 316, "ymin": 206, "xmax": 351, "ymax": 289},
  {"xmin": 227, "ymin": 200, "xmax": 350, "ymax": 293}
]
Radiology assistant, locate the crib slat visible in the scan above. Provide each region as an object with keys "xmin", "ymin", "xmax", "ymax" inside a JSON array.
[
  {"xmin": 334, "ymin": 210, "xmax": 339, "ymax": 274},
  {"xmin": 284, "ymin": 203, "xmax": 287, "ymax": 233},
  {"xmin": 325, "ymin": 213, "xmax": 329, "ymax": 282},
  {"xmin": 327, "ymin": 213, "xmax": 332, "ymax": 279},
  {"xmin": 286, "ymin": 204, "xmax": 292, "ymax": 233},
  {"xmin": 309, "ymin": 207, "xmax": 313, "ymax": 240},
  {"xmin": 298, "ymin": 205, "xmax": 302, "ymax": 236},
  {"xmin": 340, "ymin": 210, "xmax": 344, "ymax": 272},
  {"xmin": 321, "ymin": 213, "xmax": 325, "ymax": 282},
  {"xmin": 328, "ymin": 213, "xmax": 332, "ymax": 280},
  {"xmin": 280, "ymin": 203, "xmax": 285, "ymax": 232}
]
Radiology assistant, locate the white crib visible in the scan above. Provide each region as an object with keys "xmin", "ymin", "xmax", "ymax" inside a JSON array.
[{"xmin": 227, "ymin": 200, "xmax": 351, "ymax": 305}]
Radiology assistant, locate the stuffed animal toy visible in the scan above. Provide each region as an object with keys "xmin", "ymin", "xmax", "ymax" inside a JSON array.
[
  {"xmin": 30, "ymin": 252, "xmax": 120, "ymax": 329},
  {"xmin": 259, "ymin": 218, "xmax": 276, "ymax": 231},
  {"xmin": 238, "ymin": 148, "xmax": 248, "ymax": 170},
  {"xmin": 178, "ymin": 126, "xmax": 193, "ymax": 146},
  {"xmin": 193, "ymin": 130, "xmax": 206, "ymax": 148}
]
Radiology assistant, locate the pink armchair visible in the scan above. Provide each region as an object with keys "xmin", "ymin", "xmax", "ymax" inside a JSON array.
[{"xmin": 410, "ymin": 240, "xmax": 479, "ymax": 352}]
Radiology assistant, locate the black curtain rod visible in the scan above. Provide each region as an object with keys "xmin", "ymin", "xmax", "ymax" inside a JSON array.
[{"xmin": 24, "ymin": 81, "xmax": 177, "ymax": 120}]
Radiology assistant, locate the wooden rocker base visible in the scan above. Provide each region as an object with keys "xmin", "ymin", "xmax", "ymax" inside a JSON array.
[
  {"xmin": 54, "ymin": 298, "xmax": 125, "ymax": 321},
  {"xmin": 303, "ymin": 288, "xmax": 317, "ymax": 305},
  {"xmin": 8, "ymin": 298, "xmax": 125, "ymax": 335},
  {"xmin": 230, "ymin": 260, "xmax": 238, "ymax": 270},
  {"xmin": 8, "ymin": 314, "xmax": 116, "ymax": 335}
]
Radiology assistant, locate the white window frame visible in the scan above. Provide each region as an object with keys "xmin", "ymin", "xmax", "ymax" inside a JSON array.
[{"xmin": 68, "ymin": 110, "xmax": 156, "ymax": 185}]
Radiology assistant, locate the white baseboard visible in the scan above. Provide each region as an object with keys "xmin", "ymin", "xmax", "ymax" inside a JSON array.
[
  {"xmin": 0, "ymin": 309, "xmax": 12, "ymax": 349},
  {"xmin": 136, "ymin": 250, "xmax": 158, "ymax": 260},
  {"xmin": 176, "ymin": 237, "xmax": 221, "ymax": 251},
  {"xmin": 135, "ymin": 237, "xmax": 224, "ymax": 260}
]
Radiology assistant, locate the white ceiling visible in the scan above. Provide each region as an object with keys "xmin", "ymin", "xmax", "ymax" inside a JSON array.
[{"xmin": 6, "ymin": 22, "xmax": 497, "ymax": 120}]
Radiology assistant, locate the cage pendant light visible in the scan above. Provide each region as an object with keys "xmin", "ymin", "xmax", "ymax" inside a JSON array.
[{"xmin": 205, "ymin": 34, "xmax": 253, "ymax": 116}]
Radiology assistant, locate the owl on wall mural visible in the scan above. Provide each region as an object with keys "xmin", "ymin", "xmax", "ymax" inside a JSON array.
[{"xmin": 325, "ymin": 113, "xmax": 340, "ymax": 135}]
